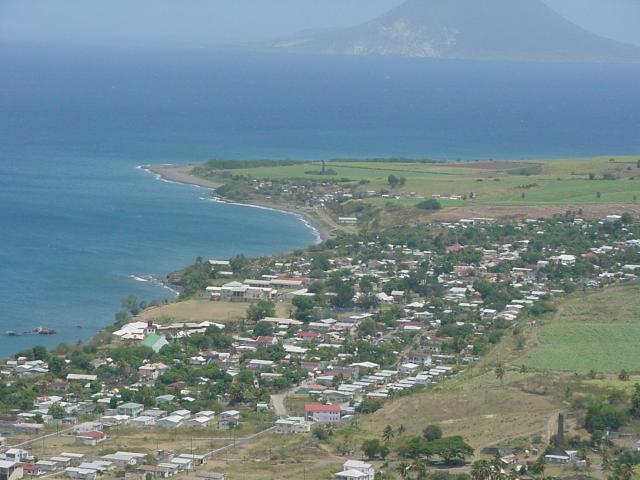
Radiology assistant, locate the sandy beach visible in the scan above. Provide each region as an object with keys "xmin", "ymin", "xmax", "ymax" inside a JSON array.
[
  {"xmin": 143, "ymin": 164, "xmax": 333, "ymax": 242},
  {"xmin": 141, "ymin": 164, "xmax": 223, "ymax": 189}
]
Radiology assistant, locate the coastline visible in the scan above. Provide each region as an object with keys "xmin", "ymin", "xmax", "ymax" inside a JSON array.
[
  {"xmin": 141, "ymin": 163, "xmax": 332, "ymax": 243},
  {"xmin": 0, "ymin": 163, "xmax": 328, "ymax": 361}
]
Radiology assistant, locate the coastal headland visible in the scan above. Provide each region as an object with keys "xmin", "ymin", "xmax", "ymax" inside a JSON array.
[{"xmin": 146, "ymin": 156, "xmax": 640, "ymax": 233}]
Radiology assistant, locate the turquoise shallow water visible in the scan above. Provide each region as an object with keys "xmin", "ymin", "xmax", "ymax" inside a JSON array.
[{"xmin": 1, "ymin": 42, "xmax": 640, "ymax": 357}]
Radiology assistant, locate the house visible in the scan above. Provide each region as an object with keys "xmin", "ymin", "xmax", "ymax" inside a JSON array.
[
  {"xmin": 130, "ymin": 416, "xmax": 157, "ymax": 428},
  {"xmin": 176, "ymin": 454, "xmax": 207, "ymax": 467},
  {"xmin": 75, "ymin": 431, "xmax": 106, "ymax": 447},
  {"xmin": 64, "ymin": 468, "xmax": 97, "ymax": 480},
  {"xmin": 135, "ymin": 465, "xmax": 172, "ymax": 479},
  {"xmin": 274, "ymin": 417, "xmax": 312, "ymax": 434},
  {"xmin": 50, "ymin": 458, "xmax": 72, "ymax": 469},
  {"xmin": 100, "ymin": 454, "xmax": 136, "ymax": 469},
  {"xmin": 3, "ymin": 449, "xmax": 31, "ymax": 464},
  {"xmin": 12, "ymin": 424, "xmax": 44, "ymax": 436},
  {"xmin": 248, "ymin": 359, "xmax": 274, "ymax": 371},
  {"xmin": 557, "ymin": 254, "xmax": 576, "ymax": 266},
  {"xmin": 166, "ymin": 457, "xmax": 192, "ymax": 472},
  {"xmin": 141, "ymin": 334, "xmax": 169, "ymax": 353},
  {"xmin": 156, "ymin": 416, "xmax": 184, "ymax": 429},
  {"xmin": 334, "ymin": 470, "xmax": 368, "ymax": 480},
  {"xmin": 304, "ymin": 404, "xmax": 341, "ymax": 423},
  {"xmin": 155, "ymin": 395, "xmax": 176, "ymax": 406},
  {"xmin": 59, "ymin": 454, "xmax": 87, "ymax": 467},
  {"xmin": 206, "ymin": 282, "xmax": 275, "ymax": 303},
  {"xmin": 0, "ymin": 461, "xmax": 23, "ymax": 480},
  {"xmin": 399, "ymin": 363, "xmax": 420, "ymax": 374},
  {"xmin": 117, "ymin": 402, "xmax": 144, "ymax": 418},
  {"xmin": 21, "ymin": 465, "xmax": 39, "ymax": 477},
  {"xmin": 66, "ymin": 374, "xmax": 97, "ymax": 382},
  {"xmin": 186, "ymin": 417, "xmax": 211, "ymax": 428},
  {"xmin": 218, "ymin": 410, "xmax": 240, "ymax": 430},
  {"xmin": 336, "ymin": 460, "xmax": 374, "ymax": 480},
  {"xmin": 34, "ymin": 461, "xmax": 57, "ymax": 474},
  {"xmin": 138, "ymin": 363, "xmax": 169, "ymax": 381}
]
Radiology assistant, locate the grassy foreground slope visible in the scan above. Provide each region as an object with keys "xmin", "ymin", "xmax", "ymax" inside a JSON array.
[{"xmin": 519, "ymin": 283, "xmax": 640, "ymax": 373}]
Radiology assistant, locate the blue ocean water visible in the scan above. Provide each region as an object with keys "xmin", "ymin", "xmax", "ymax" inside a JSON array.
[{"xmin": 1, "ymin": 42, "xmax": 640, "ymax": 357}]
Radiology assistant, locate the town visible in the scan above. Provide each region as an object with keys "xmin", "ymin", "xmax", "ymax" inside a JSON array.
[{"xmin": 1, "ymin": 211, "xmax": 640, "ymax": 479}]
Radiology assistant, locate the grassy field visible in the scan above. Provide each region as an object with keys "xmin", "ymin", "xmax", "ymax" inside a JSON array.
[
  {"xmin": 356, "ymin": 369, "xmax": 562, "ymax": 453},
  {"xmin": 519, "ymin": 283, "xmax": 640, "ymax": 374},
  {"xmin": 199, "ymin": 434, "xmax": 345, "ymax": 480},
  {"xmin": 137, "ymin": 299, "xmax": 293, "ymax": 324},
  {"xmin": 198, "ymin": 156, "xmax": 640, "ymax": 208}
]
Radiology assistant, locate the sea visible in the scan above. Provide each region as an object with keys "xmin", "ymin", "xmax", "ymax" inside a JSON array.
[{"xmin": 1, "ymin": 42, "xmax": 640, "ymax": 358}]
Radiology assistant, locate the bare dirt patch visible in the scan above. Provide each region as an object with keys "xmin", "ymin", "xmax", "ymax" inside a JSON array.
[
  {"xmin": 441, "ymin": 161, "xmax": 542, "ymax": 170},
  {"xmin": 427, "ymin": 203, "xmax": 640, "ymax": 222}
]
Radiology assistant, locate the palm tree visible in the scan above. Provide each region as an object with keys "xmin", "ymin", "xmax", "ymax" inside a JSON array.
[
  {"xmin": 397, "ymin": 424, "xmax": 406, "ymax": 436},
  {"xmin": 396, "ymin": 461, "xmax": 411, "ymax": 480},
  {"xmin": 495, "ymin": 362, "xmax": 505, "ymax": 386},
  {"xmin": 471, "ymin": 460, "xmax": 494, "ymax": 480},
  {"xmin": 325, "ymin": 423, "xmax": 335, "ymax": 437},
  {"xmin": 410, "ymin": 458, "xmax": 429, "ymax": 480},
  {"xmin": 382, "ymin": 425, "xmax": 395, "ymax": 443}
]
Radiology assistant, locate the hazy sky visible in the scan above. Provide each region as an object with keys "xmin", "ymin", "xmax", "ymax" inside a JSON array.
[
  {"xmin": 2, "ymin": 0, "xmax": 639, "ymax": 48},
  {"xmin": 543, "ymin": 0, "xmax": 640, "ymax": 46},
  {"xmin": 0, "ymin": 0, "xmax": 403, "ymax": 47}
]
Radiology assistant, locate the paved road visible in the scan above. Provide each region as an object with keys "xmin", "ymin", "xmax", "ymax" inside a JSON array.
[{"xmin": 270, "ymin": 386, "xmax": 297, "ymax": 418}]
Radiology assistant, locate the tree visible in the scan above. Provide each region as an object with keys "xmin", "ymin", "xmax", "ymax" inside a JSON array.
[
  {"xmin": 471, "ymin": 460, "xmax": 496, "ymax": 480},
  {"xmin": 619, "ymin": 369, "xmax": 630, "ymax": 381},
  {"xmin": 48, "ymin": 356, "xmax": 66, "ymax": 377},
  {"xmin": 388, "ymin": 175, "xmax": 400, "ymax": 188},
  {"xmin": 252, "ymin": 321, "xmax": 274, "ymax": 337},
  {"xmin": 631, "ymin": 384, "xmax": 640, "ymax": 417},
  {"xmin": 32, "ymin": 345, "xmax": 48, "ymax": 361},
  {"xmin": 417, "ymin": 199, "xmax": 442, "ymax": 210},
  {"xmin": 292, "ymin": 295, "xmax": 316, "ymax": 322},
  {"xmin": 585, "ymin": 400, "xmax": 627, "ymax": 432},
  {"xmin": 610, "ymin": 462, "xmax": 634, "ymax": 480},
  {"xmin": 423, "ymin": 424, "xmax": 443, "ymax": 441},
  {"xmin": 410, "ymin": 458, "xmax": 429, "ymax": 479},
  {"xmin": 329, "ymin": 279, "xmax": 355, "ymax": 309},
  {"xmin": 396, "ymin": 461, "xmax": 411, "ymax": 479},
  {"xmin": 382, "ymin": 425, "xmax": 395, "ymax": 443},
  {"xmin": 48, "ymin": 402, "xmax": 66, "ymax": 419},
  {"xmin": 425, "ymin": 436, "xmax": 474, "ymax": 464},
  {"xmin": 397, "ymin": 424, "xmax": 406, "ymax": 436},
  {"xmin": 246, "ymin": 299, "xmax": 275, "ymax": 322},
  {"xmin": 120, "ymin": 294, "xmax": 147, "ymax": 316}
]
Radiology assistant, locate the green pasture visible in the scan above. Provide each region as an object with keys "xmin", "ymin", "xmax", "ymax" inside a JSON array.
[{"xmin": 519, "ymin": 283, "xmax": 640, "ymax": 374}]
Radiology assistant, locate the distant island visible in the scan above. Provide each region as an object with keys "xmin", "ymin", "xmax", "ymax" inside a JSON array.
[{"xmin": 261, "ymin": 0, "xmax": 640, "ymax": 62}]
